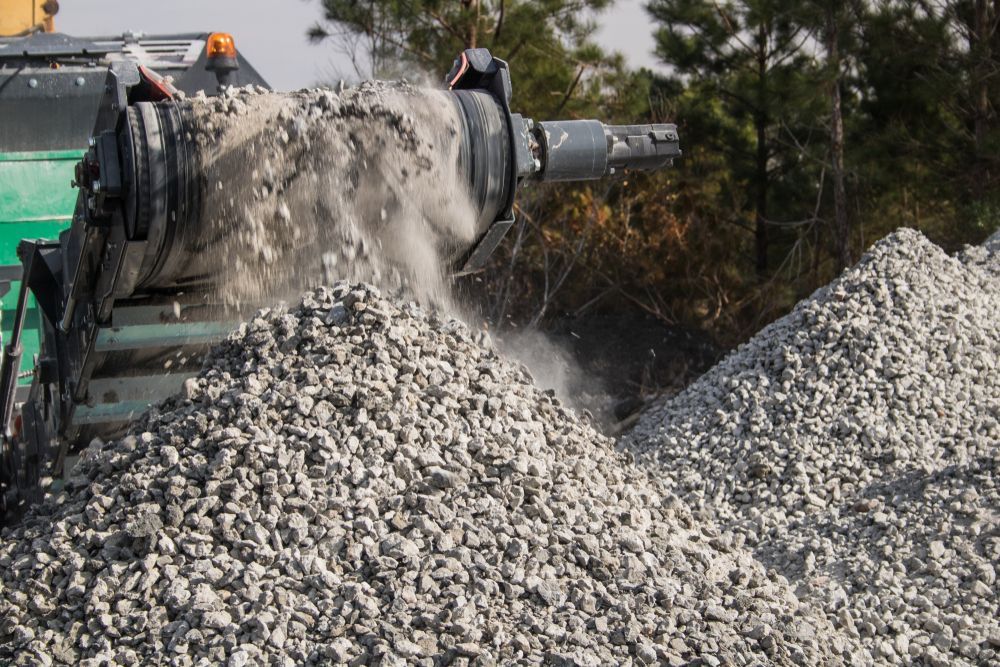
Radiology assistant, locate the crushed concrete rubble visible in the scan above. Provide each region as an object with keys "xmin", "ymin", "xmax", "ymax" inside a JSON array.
[
  {"xmin": 625, "ymin": 229, "xmax": 1000, "ymax": 666},
  {"xmin": 0, "ymin": 282, "xmax": 868, "ymax": 665}
]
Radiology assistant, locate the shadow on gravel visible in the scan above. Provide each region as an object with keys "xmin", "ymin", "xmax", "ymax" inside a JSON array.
[{"xmin": 547, "ymin": 308, "xmax": 723, "ymax": 424}]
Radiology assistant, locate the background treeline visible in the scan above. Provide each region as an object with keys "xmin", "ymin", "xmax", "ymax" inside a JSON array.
[{"xmin": 312, "ymin": 0, "xmax": 1000, "ymax": 346}]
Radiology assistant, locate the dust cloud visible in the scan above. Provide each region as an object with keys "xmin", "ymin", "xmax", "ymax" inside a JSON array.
[{"xmin": 184, "ymin": 83, "xmax": 477, "ymax": 312}]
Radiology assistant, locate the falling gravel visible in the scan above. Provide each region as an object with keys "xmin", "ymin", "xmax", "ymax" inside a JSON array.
[
  {"xmin": 625, "ymin": 229, "xmax": 1000, "ymax": 666},
  {"xmin": 0, "ymin": 283, "xmax": 867, "ymax": 666},
  {"xmin": 180, "ymin": 83, "xmax": 478, "ymax": 311}
]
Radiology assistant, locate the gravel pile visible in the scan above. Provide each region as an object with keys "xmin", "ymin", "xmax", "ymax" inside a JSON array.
[
  {"xmin": 0, "ymin": 283, "xmax": 866, "ymax": 665},
  {"xmin": 625, "ymin": 229, "xmax": 1000, "ymax": 665},
  {"xmin": 755, "ymin": 457, "xmax": 999, "ymax": 665}
]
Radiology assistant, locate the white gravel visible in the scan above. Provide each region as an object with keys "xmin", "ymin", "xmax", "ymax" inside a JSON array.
[
  {"xmin": 624, "ymin": 228, "xmax": 1000, "ymax": 666},
  {"xmin": 0, "ymin": 283, "xmax": 866, "ymax": 665}
]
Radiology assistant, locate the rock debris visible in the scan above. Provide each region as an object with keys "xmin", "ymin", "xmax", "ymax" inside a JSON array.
[
  {"xmin": 625, "ymin": 229, "xmax": 999, "ymax": 666},
  {"xmin": 1, "ymin": 283, "xmax": 866, "ymax": 665}
]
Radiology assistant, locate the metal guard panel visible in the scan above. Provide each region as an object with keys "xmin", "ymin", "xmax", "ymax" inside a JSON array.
[{"xmin": 93, "ymin": 321, "xmax": 234, "ymax": 352}]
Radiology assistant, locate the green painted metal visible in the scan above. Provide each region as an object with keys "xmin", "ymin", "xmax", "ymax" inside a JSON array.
[
  {"xmin": 72, "ymin": 402, "xmax": 151, "ymax": 426},
  {"xmin": 0, "ymin": 150, "xmax": 81, "ymax": 224},
  {"xmin": 94, "ymin": 321, "xmax": 235, "ymax": 351},
  {"xmin": 75, "ymin": 372, "xmax": 201, "ymax": 425},
  {"xmin": 0, "ymin": 149, "xmax": 83, "ymax": 382}
]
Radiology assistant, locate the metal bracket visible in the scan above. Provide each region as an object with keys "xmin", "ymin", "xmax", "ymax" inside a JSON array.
[{"xmin": 447, "ymin": 49, "xmax": 521, "ymax": 274}]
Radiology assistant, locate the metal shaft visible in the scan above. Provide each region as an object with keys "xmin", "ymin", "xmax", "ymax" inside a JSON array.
[{"xmin": 527, "ymin": 119, "xmax": 680, "ymax": 182}]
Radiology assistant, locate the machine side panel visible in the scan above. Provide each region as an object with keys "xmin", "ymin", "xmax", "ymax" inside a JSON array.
[{"xmin": 0, "ymin": 149, "xmax": 82, "ymax": 381}]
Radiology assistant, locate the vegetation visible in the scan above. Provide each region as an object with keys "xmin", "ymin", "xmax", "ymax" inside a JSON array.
[{"xmin": 310, "ymin": 0, "xmax": 1000, "ymax": 345}]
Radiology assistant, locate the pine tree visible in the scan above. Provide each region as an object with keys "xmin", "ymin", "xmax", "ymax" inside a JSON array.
[
  {"xmin": 648, "ymin": 0, "xmax": 822, "ymax": 276},
  {"xmin": 308, "ymin": 0, "xmax": 628, "ymax": 119},
  {"xmin": 850, "ymin": 1, "xmax": 1000, "ymax": 247}
]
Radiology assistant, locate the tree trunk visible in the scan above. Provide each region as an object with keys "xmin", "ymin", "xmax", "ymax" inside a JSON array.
[
  {"xmin": 828, "ymin": 6, "xmax": 849, "ymax": 270},
  {"xmin": 973, "ymin": 0, "xmax": 991, "ymax": 196},
  {"xmin": 462, "ymin": 0, "xmax": 480, "ymax": 48},
  {"xmin": 754, "ymin": 26, "xmax": 769, "ymax": 276},
  {"xmin": 754, "ymin": 112, "xmax": 768, "ymax": 275}
]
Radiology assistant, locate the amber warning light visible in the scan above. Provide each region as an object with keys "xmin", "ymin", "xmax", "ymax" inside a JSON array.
[{"xmin": 206, "ymin": 32, "xmax": 237, "ymax": 59}]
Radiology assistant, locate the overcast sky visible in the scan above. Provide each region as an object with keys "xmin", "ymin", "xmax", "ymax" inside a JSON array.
[{"xmin": 57, "ymin": 0, "xmax": 660, "ymax": 91}]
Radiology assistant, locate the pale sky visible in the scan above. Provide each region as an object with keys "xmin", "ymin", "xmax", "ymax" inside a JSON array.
[{"xmin": 56, "ymin": 0, "xmax": 660, "ymax": 91}]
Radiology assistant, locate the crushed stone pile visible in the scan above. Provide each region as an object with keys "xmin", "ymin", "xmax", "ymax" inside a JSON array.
[
  {"xmin": 755, "ymin": 457, "xmax": 999, "ymax": 665},
  {"xmin": 625, "ymin": 229, "xmax": 1000, "ymax": 666},
  {"xmin": 0, "ymin": 283, "xmax": 867, "ymax": 666}
]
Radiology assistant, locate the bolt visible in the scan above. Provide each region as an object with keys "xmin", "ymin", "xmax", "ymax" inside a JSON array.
[
  {"xmin": 27, "ymin": 78, "xmax": 38, "ymax": 88},
  {"xmin": 88, "ymin": 137, "xmax": 96, "ymax": 148},
  {"xmin": 92, "ymin": 180, "xmax": 102, "ymax": 193},
  {"xmin": 75, "ymin": 77, "xmax": 86, "ymax": 87}
]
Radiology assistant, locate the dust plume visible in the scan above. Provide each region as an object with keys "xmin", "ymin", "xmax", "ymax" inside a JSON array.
[
  {"xmin": 494, "ymin": 328, "xmax": 613, "ymax": 427},
  {"xmin": 184, "ymin": 83, "xmax": 477, "ymax": 312}
]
